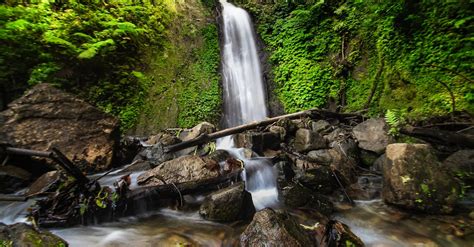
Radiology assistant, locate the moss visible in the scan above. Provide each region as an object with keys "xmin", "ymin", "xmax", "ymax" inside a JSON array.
[{"xmin": 133, "ymin": 0, "xmax": 221, "ymax": 133}]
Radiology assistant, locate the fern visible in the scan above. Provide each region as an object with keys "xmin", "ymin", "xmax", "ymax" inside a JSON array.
[{"xmin": 385, "ymin": 109, "xmax": 406, "ymax": 136}]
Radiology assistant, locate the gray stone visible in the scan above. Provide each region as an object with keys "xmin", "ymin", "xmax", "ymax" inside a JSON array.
[
  {"xmin": 382, "ymin": 143, "xmax": 460, "ymax": 214},
  {"xmin": 181, "ymin": 122, "xmax": 215, "ymax": 141},
  {"xmin": 324, "ymin": 128, "xmax": 348, "ymax": 144},
  {"xmin": 311, "ymin": 120, "xmax": 331, "ymax": 133},
  {"xmin": 199, "ymin": 182, "xmax": 254, "ymax": 222},
  {"xmin": 281, "ymin": 183, "xmax": 333, "ymax": 215},
  {"xmin": 137, "ymin": 155, "xmax": 220, "ymax": 186},
  {"xmin": 0, "ymin": 83, "xmax": 119, "ymax": 172},
  {"xmin": 135, "ymin": 142, "xmax": 175, "ymax": 165},
  {"xmin": 443, "ymin": 149, "xmax": 474, "ymax": 181},
  {"xmin": 294, "ymin": 128, "xmax": 327, "ymax": 153},
  {"xmin": 294, "ymin": 164, "xmax": 338, "ymax": 194},
  {"xmin": 146, "ymin": 132, "xmax": 180, "ymax": 146},
  {"xmin": 353, "ymin": 118, "xmax": 391, "ymax": 154},
  {"xmin": 307, "ymin": 149, "xmax": 333, "ymax": 165},
  {"xmin": 240, "ymin": 209, "xmax": 315, "ymax": 247},
  {"xmin": 269, "ymin": 126, "xmax": 287, "ymax": 141}
]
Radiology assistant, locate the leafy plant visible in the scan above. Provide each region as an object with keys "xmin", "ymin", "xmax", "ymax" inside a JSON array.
[{"xmin": 385, "ymin": 109, "xmax": 406, "ymax": 136}]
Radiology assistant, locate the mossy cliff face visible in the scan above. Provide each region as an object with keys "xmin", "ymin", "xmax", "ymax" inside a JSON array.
[
  {"xmin": 232, "ymin": 0, "xmax": 473, "ymax": 119},
  {"xmin": 133, "ymin": 0, "xmax": 222, "ymax": 134}
]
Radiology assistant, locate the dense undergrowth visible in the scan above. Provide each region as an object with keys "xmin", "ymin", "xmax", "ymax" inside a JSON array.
[
  {"xmin": 1, "ymin": 0, "xmax": 221, "ymax": 132},
  {"xmin": 133, "ymin": 0, "xmax": 221, "ymax": 133},
  {"xmin": 237, "ymin": 0, "xmax": 473, "ymax": 119}
]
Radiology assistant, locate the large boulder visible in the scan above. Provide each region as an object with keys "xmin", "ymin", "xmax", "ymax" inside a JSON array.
[
  {"xmin": 240, "ymin": 208, "xmax": 315, "ymax": 247},
  {"xmin": 0, "ymin": 165, "xmax": 31, "ymax": 193},
  {"xmin": 294, "ymin": 128, "xmax": 327, "ymax": 153},
  {"xmin": 382, "ymin": 143, "xmax": 461, "ymax": 214},
  {"xmin": 0, "ymin": 84, "xmax": 119, "ymax": 172},
  {"xmin": 0, "ymin": 223, "xmax": 67, "ymax": 246},
  {"xmin": 137, "ymin": 155, "xmax": 220, "ymax": 186},
  {"xmin": 199, "ymin": 182, "xmax": 255, "ymax": 222},
  {"xmin": 352, "ymin": 118, "xmax": 391, "ymax": 154}
]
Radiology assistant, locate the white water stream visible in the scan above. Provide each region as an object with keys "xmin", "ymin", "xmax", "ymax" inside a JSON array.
[{"xmin": 218, "ymin": 0, "xmax": 279, "ymax": 210}]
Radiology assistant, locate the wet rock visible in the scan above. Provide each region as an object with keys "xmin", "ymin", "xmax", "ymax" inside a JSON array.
[
  {"xmin": 274, "ymin": 117, "xmax": 297, "ymax": 135},
  {"xmin": 294, "ymin": 128, "xmax": 327, "ymax": 153},
  {"xmin": 115, "ymin": 136, "xmax": 142, "ymax": 166},
  {"xmin": 0, "ymin": 223, "xmax": 67, "ymax": 246},
  {"xmin": 181, "ymin": 122, "xmax": 215, "ymax": 141},
  {"xmin": 240, "ymin": 208, "xmax": 315, "ymax": 247},
  {"xmin": 443, "ymin": 149, "xmax": 474, "ymax": 181},
  {"xmin": 207, "ymin": 149, "xmax": 231, "ymax": 163},
  {"xmin": 146, "ymin": 132, "xmax": 180, "ymax": 146},
  {"xmin": 199, "ymin": 182, "xmax": 255, "ymax": 222},
  {"xmin": 294, "ymin": 164, "xmax": 339, "ymax": 194},
  {"xmin": 269, "ymin": 125, "xmax": 287, "ymax": 141},
  {"xmin": 359, "ymin": 150, "xmax": 379, "ymax": 167},
  {"xmin": 307, "ymin": 149, "xmax": 333, "ymax": 165},
  {"xmin": 134, "ymin": 143, "xmax": 175, "ymax": 165},
  {"xmin": 0, "ymin": 165, "xmax": 31, "ymax": 193},
  {"xmin": 235, "ymin": 132, "xmax": 280, "ymax": 154},
  {"xmin": 281, "ymin": 183, "xmax": 333, "ymax": 215},
  {"xmin": 301, "ymin": 147, "xmax": 357, "ymax": 185},
  {"xmin": 347, "ymin": 175, "xmax": 383, "ymax": 200},
  {"xmin": 323, "ymin": 220, "xmax": 364, "ymax": 247},
  {"xmin": 26, "ymin": 170, "xmax": 60, "ymax": 196},
  {"xmin": 137, "ymin": 155, "xmax": 220, "ymax": 186},
  {"xmin": 0, "ymin": 83, "xmax": 119, "ymax": 172},
  {"xmin": 353, "ymin": 118, "xmax": 391, "ymax": 154},
  {"xmin": 275, "ymin": 160, "xmax": 295, "ymax": 186},
  {"xmin": 382, "ymin": 143, "xmax": 461, "ymax": 214},
  {"xmin": 222, "ymin": 158, "xmax": 243, "ymax": 174},
  {"xmin": 311, "ymin": 120, "xmax": 331, "ymax": 133},
  {"xmin": 324, "ymin": 128, "xmax": 349, "ymax": 144},
  {"xmin": 371, "ymin": 154, "xmax": 386, "ymax": 172}
]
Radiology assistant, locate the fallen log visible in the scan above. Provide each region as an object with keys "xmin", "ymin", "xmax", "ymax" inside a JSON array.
[
  {"xmin": 127, "ymin": 170, "xmax": 242, "ymax": 201},
  {"xmin": 3, "ymin": 146, "xmax": 90, "ymax": 186},
  {"xmin": 0, "ymin": 194, "xmax": 27, "ymax": 202},
  {"xmin": 401, "ymin": 126, "xmax": 474, "ymax": 149},
  {"xmin": 164, "ymin": 108, "xmax": 362, "ymax": 153}
]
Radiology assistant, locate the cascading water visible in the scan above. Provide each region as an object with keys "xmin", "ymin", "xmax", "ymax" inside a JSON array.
[{"xmin": 218, "ymin": 0, "xmax": 279, "ymax": 210}]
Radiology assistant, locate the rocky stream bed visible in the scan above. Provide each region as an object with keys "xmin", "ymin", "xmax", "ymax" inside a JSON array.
[{"xmin": 1, "ymin": 84, "xmax": 473, "ymax": 246}]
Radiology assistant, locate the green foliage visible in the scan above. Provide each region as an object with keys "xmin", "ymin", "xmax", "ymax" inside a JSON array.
[
  {"xmin": 0, "ymin": 1, "xmax": 174, "ymax": 131},
  {"xmin": 240, "ymin": 0, "xmax": 474, "ymax": 119},
  {"xmin": 0, "ymin": 240, "xmax": 13, "ymax": 247},
  {"xmin": 385, "ymin": 109, "xmax": 406, "ymax": 136},
  {"xmin": 177, "ymin": 24, "xmax": 221, "ymax": 127}
]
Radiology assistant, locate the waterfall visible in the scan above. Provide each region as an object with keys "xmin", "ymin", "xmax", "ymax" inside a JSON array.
[{"xmin": 218, "ymin": 0, "xmax": 279, "ymax": 210}]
